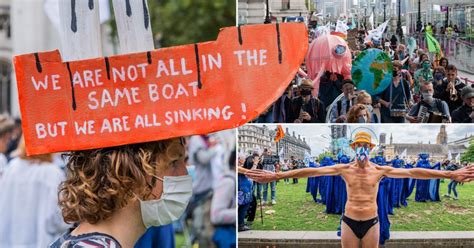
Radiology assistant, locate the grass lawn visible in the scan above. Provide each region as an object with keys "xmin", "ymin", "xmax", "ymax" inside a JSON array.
[{"xmin": 251, "ymin": 178, "xmax": 474, "ymax": 231}]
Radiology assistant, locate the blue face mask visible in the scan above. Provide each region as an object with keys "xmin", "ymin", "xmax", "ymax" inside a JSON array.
[
  {"xmin": 434, "ymin": 73, "xmax": 444, "ymax": 81},
  {"xmin": 355, "ymin": 146, "xmax": 370, "ymax": 162}
]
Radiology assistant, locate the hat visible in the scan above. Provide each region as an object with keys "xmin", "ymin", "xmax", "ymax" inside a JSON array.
[
  {"xmin": 342, "ymin": 79, "xmax": 355, "ymax": 87},
  {"xmin": 300, "ymin": 79, "xmax": 314, "ymax": 90},
  {"xmin": 461, "ymin": 85, "xmax": 474, "ymax": 100},
  {"xmin": 0, "ymin": 114, "xmax": 15, "ymax": 136},
  {"xmin": 350, "ymin": 131, "xmax": 376, "ymax": 149}
]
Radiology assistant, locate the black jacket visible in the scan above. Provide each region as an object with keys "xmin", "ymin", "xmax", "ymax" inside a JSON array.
[
  {"xmin": 434, "ymin": 78, "xmax": 466, "ymax": 113},
  {"xmin": 272, "ymin": 94, "xmax": 293, "ymax": 123},
  {"xmin": 452, "ymin": 104, "xmax": 473, "ymax": 123},
  {"xmin": 289, "ymin": 97, "xmax": 326, "ymax": 123}
]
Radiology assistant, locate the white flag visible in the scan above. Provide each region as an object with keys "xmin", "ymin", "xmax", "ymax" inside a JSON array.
[
  {"xmin": 279, "ymin": 147, "xmax": 285, "ymax": 163},
  {"xmin": 400, "ymin": 149, "xmax": 407, "ymax": 159},
  {"xmin": 365, "ymin": 20, "xmax": 389, "ymax": 43},
  {"xmin": 455, "ymin": 153, "xmax": 461, "ymax": 163},
  {"xmin": 447, "ymin": 150, "xmax": 452, "ymax": 161},
  {"xmin": 336, "ymin": 19, "xmax": 349, "ymax": 34}
]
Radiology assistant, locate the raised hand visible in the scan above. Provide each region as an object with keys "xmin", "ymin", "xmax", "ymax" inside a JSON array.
[
  {"xmin": 451, "ymin": 165, "xmax": 474, "ymax": 182},
  {"xmin": 245, "ymin": 169, "xmax": 277, "ymax": 183}
]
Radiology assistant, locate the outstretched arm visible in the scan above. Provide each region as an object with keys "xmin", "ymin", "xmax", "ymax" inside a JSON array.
[
  {"xmin": 245, "ymin": 165, "xmax": 344, "ymax": 183},
  {"xmin": 383, "ymin": 165, "xmax": 474, "ymax": 182}
]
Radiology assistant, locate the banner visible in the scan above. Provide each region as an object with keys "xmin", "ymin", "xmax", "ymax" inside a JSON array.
[{"xmin": 14, "ymin": 23, "xmax": 308, "ymax": 155}]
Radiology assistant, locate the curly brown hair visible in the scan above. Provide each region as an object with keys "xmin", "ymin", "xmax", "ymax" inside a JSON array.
[
  {"xmin": 347, "ymin": 104, "xmax": 371, "ymax": 123},
  {"xmin": 59, "ymin": 138, "xmax": 185, "ymax": 224}
]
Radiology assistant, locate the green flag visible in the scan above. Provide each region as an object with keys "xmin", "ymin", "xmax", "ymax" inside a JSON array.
[{"xmin": 426, "ymin": 32, "xmax": 443, "ymax": 56}]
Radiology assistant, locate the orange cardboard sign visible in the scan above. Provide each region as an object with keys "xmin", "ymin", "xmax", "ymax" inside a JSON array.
[{"xmin": 14, "ymin": 23, "xmax": 308, "ymax": 155}]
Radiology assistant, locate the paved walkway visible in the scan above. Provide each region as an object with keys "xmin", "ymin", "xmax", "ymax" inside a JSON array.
[
  {"xmin": 239, "ymin": 231, "xmax": 474, "ymax": 248},
  {"xmin": 239, "ymin": 230, "xmax": 474, "ymax": 240}
]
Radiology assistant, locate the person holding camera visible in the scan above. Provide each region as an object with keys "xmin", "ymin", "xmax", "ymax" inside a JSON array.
[{"xmin": 290, "ymin": 79, "xmax": 326, "ymax": 123}]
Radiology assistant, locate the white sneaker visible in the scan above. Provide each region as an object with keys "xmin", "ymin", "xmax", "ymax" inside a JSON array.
[
  {"xmin": 454, "ymin": 196, "xmax": 459, "ymax": 200},
  {"xmin": 271, "ymin": 200, "xmax": 276, "ymax": 205},
  {"xmin": 262, "ymin": 201, "xmax": 267, "ymax": 206},
  {"xmin": 444, "ymin": 194, "xmax": 450, "ymax": 198}
]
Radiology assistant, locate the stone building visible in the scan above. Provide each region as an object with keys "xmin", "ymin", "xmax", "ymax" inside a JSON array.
[
  {"xmin": 382, "ymin": 125, "xmax": 470, "ymax": 163},
  {"xmin": 238, "ymin": 0, "xmax": 308, "ymax": 25},
  {"xmin": 238, "ymin": 125, "xmax": 311, "ymax": 160}
]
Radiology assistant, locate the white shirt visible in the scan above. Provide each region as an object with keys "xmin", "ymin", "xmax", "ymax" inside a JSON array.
[{"xmin": 0, "ymin": 158, "xmax": 70, "ymax": 248}]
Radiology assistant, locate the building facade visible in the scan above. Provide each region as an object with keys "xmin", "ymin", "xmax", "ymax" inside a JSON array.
[
  {"xmin": 238, "ymin": 125, "xmax": 311, "ymax": 160},
  {"xmin": 383, "ymin": 125, "xmax": 471, "ymax": 163},
  {"xmin": 238, "ymin": 0, "xmax": 308, "ymax": 25}
]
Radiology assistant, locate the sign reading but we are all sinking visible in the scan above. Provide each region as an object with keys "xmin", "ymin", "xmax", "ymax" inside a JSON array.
[{"xmin": 14, "ymin": 23, "xmax": 308, "ymax": 155}]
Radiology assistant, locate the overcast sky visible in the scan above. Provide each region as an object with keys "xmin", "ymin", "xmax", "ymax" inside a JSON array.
[{"xmin": 250, "ymin": 124, "xmax": 473, "ymax": 155}]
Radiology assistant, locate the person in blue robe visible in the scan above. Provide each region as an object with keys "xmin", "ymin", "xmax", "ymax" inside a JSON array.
[
  {"xmin": 390, "ymin": 156, "xmax": 405, "ymax": 208},
  {"xmin": 429, "ymin": 162, "xmax": 441, "ymax": 202},
  {"xmin": 324, "ymin": 157, "xmax": 338, "ymax": 213},
  {"xmin": 415, "ymin": 154, "xmax": 431, "ymax": 202}
]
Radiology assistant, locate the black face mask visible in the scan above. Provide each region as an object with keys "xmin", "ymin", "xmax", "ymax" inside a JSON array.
[
  {"xmin": 301, "ymin": 89, "xmax": 312, "ymax": 96},
  {"xmin": 393, "ymin": 70, "xmax": 399, "ymax": 77}
]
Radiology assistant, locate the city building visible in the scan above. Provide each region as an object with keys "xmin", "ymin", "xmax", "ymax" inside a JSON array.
[
  {"xmin": 238, "ymin": 0, "xmax": 309, "ymax": 25},
  {"xmin": 382, "ymin": 125, "xmax": 471, "ymax": 162},
  {"xmin": 238, "ymin": 125, "xmax": 311, "ymax": 160}
]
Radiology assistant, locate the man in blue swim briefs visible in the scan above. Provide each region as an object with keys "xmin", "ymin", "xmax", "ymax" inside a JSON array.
[{"xmin": 246, "ymin": 131, "xmax": 474, "ymax": 248}]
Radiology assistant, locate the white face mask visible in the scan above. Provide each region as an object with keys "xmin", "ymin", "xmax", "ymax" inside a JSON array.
[{"xmin": 138, "ymin": 175, "xmax": 193, "ymax": 228}]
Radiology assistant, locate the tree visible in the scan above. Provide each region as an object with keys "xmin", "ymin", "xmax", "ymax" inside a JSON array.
[
  {"xmin": 107, "ymin": 0, "xmax": 235, "ymax": 49},
  {"xmin": 149, "ymin": 0, "xmax": 236, "ymax": 47},
  {"xmin": 460, "ymin": 140, "xmax": 474, "ymax": 163}
]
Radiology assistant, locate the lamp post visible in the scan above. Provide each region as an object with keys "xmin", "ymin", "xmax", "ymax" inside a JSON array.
[
  {"xmin": 264, "ymin": 0, "xmax": 271, "ymax": 24},
  {"xmin": 416, "ymin": 0, "xmax": 422, "ymax": 32},
  {"xmin": 383, "ymin": 2, "xmax": 386, "ymax": 22},
  {"xmin": 396, "ymin": 0, "xmax": 403, "ymax": 38}
]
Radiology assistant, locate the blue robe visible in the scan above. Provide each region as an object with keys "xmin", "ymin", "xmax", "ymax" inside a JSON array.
[
  {"xmin": 306, "ymin": 162, "xmax": 322, "ymax": 203},
  {"xmin": 389, "ymin": 159, "xmax": 405, "ymax": 208},
  {"xmin": 401, "ymin": 163, "xmax": 414, "ymax": 206},
  {"xmin": 135, "ymin": 224, "xmax": 175, "ymax": 248},
  {"xmin": 377, "ymin": 177, "xmax": 391, "ymax": 245},
  {"xmin": 429, "ymin": 162, "xmax": 441, "ymax": 202},
  {"xmin": 415, "ymin": 157, "xmax": 431, "ymax": 202}
]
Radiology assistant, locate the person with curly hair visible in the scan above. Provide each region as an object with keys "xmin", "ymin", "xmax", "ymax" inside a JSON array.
[
  {"xmin": 50, "ymin": 138, "xmax": 192, "ymax": 248},
  {"xmin": 347, "ymin": 104, "xmax": 372, "ymax": 123}
]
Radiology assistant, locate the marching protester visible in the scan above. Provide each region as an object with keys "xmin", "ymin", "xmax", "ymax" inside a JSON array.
[
  {"xmin": 406, "ymin": 82, "xmax": 451, "ymax": 123},
  {"xmin": 290, "ymin": 79, "xmax": 326, "ymax": 123},
  {"xmin": 434, "ymin": 65, "xmax": 467, "ymax": 114},
  {"xmin": 355, "ymin": 91, "xmax": 380, "ymax": 123},
  {"xmin": 329, "ymin": 80, "xmax": 356, "ymax": 123},
  {"xmin": 318, "ymin": 71, "xmax": 344, "ymax": 108},
  {"xmin": 273, "ymin": 85, "xmax": 293, "ymax": 123},
  {"xmin": 452, "ymin": 85, "xmax": 474, "ymax": 123},
  {"xmin": 346, "ymin": 104, "xmax": 372, "ymax": 123},
  {"xmin": 414, "ymin": 59, "xmax": 434, "ymax": 97},
  {"xmin": 377, "ymin": 61, "xmax": 412, "ymax": 123}
]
